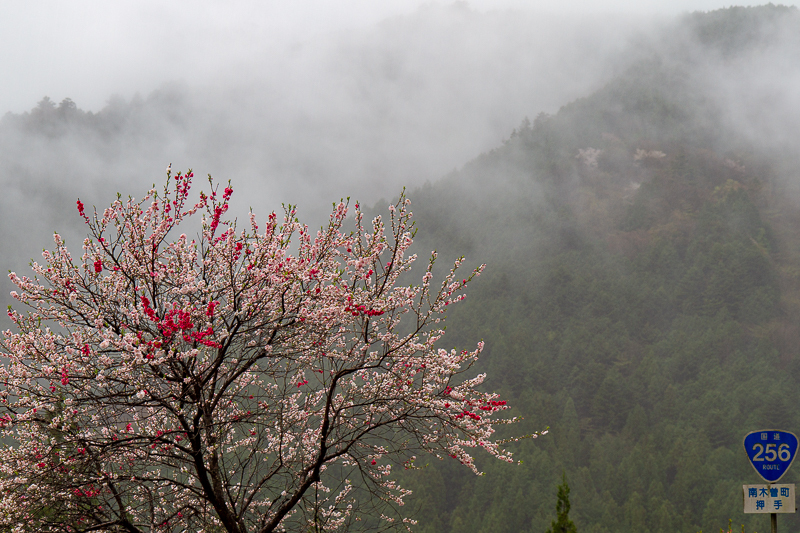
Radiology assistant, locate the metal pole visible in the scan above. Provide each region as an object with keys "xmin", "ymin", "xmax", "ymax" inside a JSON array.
[{"xmin": 771, "ymin": 511, "xmax": 777, "ymax": 533}]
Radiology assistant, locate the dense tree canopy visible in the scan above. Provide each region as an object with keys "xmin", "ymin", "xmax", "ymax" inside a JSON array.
[{"xmin": 392, "ymin": 5, "xmax": 800, "ymax": 533}]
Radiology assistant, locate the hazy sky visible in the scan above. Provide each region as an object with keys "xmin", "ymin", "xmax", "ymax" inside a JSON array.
[{"xmin": 3, "ymin": 0, "xmax": 799, "ymax": 114}]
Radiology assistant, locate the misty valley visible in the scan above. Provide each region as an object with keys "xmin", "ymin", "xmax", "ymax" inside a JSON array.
[{"xmin": 3, "ymin": 4, "xmax": 800, "ymax": 533}]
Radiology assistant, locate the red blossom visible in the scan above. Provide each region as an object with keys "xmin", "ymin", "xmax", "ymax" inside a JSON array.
[{"xmin": 0, "ymin": 175, "xmax": 524, "ymax": 530}]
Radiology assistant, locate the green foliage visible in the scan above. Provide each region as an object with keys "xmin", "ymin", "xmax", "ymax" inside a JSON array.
[
  {"xmin": 547, "ymin": 473, "xmax": 578, "ymax": 533},
  {"xmin": 393, "ymin": 5, "xmax": 800, "ymax": 532}
]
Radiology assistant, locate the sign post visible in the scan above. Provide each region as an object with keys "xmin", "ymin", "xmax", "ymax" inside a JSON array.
[{"xmin": 743, "ymin": 430, "xmax": 798, "ymax": 533}]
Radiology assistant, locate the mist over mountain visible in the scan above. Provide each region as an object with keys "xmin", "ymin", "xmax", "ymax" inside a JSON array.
[
  {"xmin": 0, "ymin": 4, "xmax": 643, "ymax": 320},
  {"xmin": 3, "ymin": 3, "xmax": 800, "ymax": 532},
  {"xmin": 397, "ymin": 5, "xmax": 800, "ymax": 532}
]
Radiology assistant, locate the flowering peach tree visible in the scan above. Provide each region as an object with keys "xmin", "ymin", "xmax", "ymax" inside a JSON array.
[{"xmin": 0, "ymin": 171, "xmax": 532, "ymax": 532}]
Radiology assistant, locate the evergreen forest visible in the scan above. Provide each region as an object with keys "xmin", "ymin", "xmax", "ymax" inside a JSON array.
[{"xmin": 391, "ymin": 5, "xmax": 800, "ymax": 532}]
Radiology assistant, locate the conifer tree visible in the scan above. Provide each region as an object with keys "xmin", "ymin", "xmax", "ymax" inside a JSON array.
[{"xmin": 546, "ymin": 473, "xmax": 577, "ymax": 533}]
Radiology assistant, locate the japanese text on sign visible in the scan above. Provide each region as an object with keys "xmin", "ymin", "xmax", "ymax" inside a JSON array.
[{"xmin": 743, "ymin": 484, "xmax": 796, "ymax": 514}]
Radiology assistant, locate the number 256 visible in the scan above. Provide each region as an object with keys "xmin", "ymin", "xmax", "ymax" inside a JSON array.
[{"xmin": 753, "ymin": 443, "xmax": 792, "ymax": 462}]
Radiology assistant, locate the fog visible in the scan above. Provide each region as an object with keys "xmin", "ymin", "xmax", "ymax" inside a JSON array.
[
  {"xmin": 0, "ymin": 3, "xmax": 646, "ymax": 273},
  {"xmin": 5, "ymin": 0, "xmax": 799, "ymax": 116},
  {"xmin": 2, "ymin": 1, "xmax": 800, "ymax": 323}
]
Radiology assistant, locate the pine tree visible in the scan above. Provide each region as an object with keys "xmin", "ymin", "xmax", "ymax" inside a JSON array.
[{"xmin": 546, "ymin": 473, "xmax": 578, "ymax": 533}]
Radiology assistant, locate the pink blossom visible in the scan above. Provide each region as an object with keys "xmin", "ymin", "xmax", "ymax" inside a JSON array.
[{"xmin": 0, "ymin": 173, "xmax": 531, "ymax": 532}]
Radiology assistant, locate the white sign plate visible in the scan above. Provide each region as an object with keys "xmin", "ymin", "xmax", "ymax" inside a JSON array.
[{"xmin": 743, "ymin": 484, "xmax": 796, "ymax": 513}]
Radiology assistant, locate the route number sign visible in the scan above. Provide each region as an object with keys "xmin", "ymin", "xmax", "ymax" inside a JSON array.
[{"xmin": 743, "ymin": 430, "xmax": 798, "ymax": 483}]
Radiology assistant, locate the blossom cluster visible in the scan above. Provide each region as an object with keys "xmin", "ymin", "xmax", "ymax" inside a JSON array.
[{"xmin": 0, "ymin": 171, "xmax": 538, "ymax": 532}]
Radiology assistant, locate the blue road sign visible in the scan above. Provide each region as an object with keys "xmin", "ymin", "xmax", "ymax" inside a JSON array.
[{"xmin": 743, "ymin": 430, "xmax": 798, "ymax": 483}]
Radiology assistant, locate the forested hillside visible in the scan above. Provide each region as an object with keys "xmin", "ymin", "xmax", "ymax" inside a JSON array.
[{"xmin": 397, "ymin": 5, "xmax": 800, "ymax": 533}]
